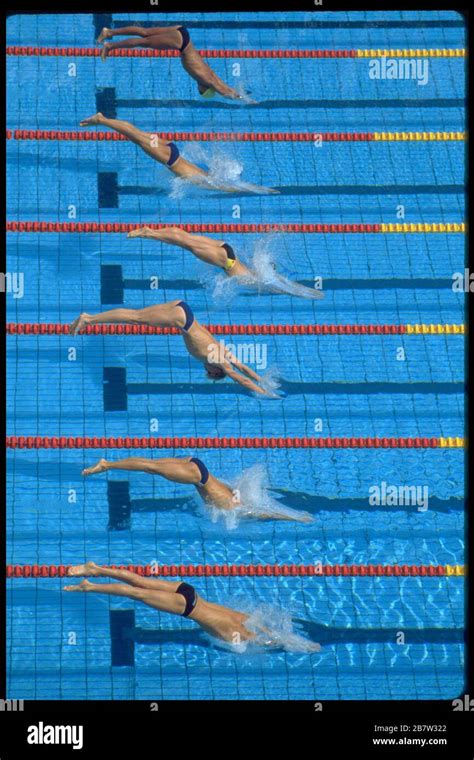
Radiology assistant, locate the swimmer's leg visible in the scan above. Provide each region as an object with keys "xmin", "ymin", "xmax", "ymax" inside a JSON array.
[
  {"xmin": 64, "ymin": 580, "xmax": 187, "ymax": 615},
  {"xmin": 104, "ymin": 26, "xmax": 182, "ymax": 42},
  {"xmin": 79, "ymin": 114, "xmax": 166, "ymax": 161},
  {"xmin": 101, "ymin": 38, "xmax": 153, "ymax": 58},
  {"xmin": 67, "ymin": 561, "xmax": 182, "ymax": 592},
  {"xmin": 69, "ymin": 302, "xmax": 182, "ymax": 334},
  {"xmin": 99, "ymin": 26, "xmax": 148, "ymax": 41},
  {"xmin": 128, "ymin": 227, "xmax": 228, "ymax": 267},
  {"xmin": 70, "ymin": 307, "xmax": 144, "ymax": 334},
  {"xmin": 83, "ymin": 456, "xmax": 204, "ymax": 485},
  {"xmin": 100, "ymin": 27, "xmax": 183, "ymax": 56}
]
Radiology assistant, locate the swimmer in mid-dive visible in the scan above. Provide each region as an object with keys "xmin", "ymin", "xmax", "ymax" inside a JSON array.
[
  {"xmin": 69, "ymin": 300, "xmax": 275, "ymax": 397},
  {"xmin": 64, "ymin": 562, "xmax": 321, "ymax": 651},
  {"xmin": 97, "ymin": 25, "xmax": 251, "ymax": 101},
  {"xmin": 82, "ymin": 456, "xmax": 314, "ymax": 523},
  {"xmin": 128, "ymin": 227, "xmax": 325, "ymax": 300},
  {"xmin": 79, "ymin": 113, "xmax": 278, "ymax": 194}
]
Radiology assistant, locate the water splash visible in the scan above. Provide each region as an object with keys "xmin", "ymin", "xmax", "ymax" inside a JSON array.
[
  {"xmin": 244, "ymin": 604, "xmax": 321, "ymax": 653},
  {"xmin": 209, "ymin": 272, "xmax": 241, "ymax": 305},
  {"xmin": 248, "ymin": 237, "xmax": 324, "ymax": 299},
  {"xmin": 205, "ymin": 464, "xmax": 314, "ymax": 528},
  {"xmin": 205, "ymin": 236, "xmax": 324, "ymax": 303},
  {"xmin": 210, "ymin": 601, "xmax": 321, "ymax": 654},
  {"xmin": 232, "ymin": 79, "xmax": 258, "ymax": 104},
  {"xmin": 257, "ymin": 365, "xmax": 284, "ymax": 399},
  {"xmin": 168, "ymin": 144, "xmax": 278, "ymax": 196}
]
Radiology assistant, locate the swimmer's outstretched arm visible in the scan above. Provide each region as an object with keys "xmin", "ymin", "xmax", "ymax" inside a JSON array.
[
  {"xmin": 253, "ymin": 510, "xmax": 313, "ymax": 523},
  {"xmin": 222, "ymin": 364, "xmax": 273, "ymax": 396},
  {"xmin": 206, "ymin": 75, "xmax": 250, "ymax": 101},
  {"xmin": 228, "ymin": 357, "xmax": 262, "ymax": 383}
]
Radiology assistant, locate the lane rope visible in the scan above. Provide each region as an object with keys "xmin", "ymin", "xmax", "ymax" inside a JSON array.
[
  {"xmin": 6, "ymin": 46, "xmax": 466, "ymax": 58},
  {"xmin": 6, "ymin": 129, "xmax": 466, "ymax": 142},
  {"xmin": 5, "ymin": 436, "xmax": 465, "ymax": 449},
  {"xmin": 6, "ymin": 222, "xmax": 466, "ymax": 234},
  {"xmin": 6, "ymin": 563, "xmax": 465, "ymax": 577},
  {"xmin": 6, "ymin": 323, "xmax": 465, "ymax": 335}
]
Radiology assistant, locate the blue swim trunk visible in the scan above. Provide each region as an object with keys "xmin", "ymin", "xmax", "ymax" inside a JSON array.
[
  {"xmin": 189, "ymin": 457, "xmax": 210, "ymax": 486},
  {"xmin": 166, "ymin": 141, "xmax": 180, "ymax": 167},
  {"xmin": 177, "ymin": 301, "xmax": 194, "ymax": 332}
]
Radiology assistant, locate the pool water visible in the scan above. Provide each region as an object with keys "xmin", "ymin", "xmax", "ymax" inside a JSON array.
[{"xmin": 6, "ymin": 10, "xmax": 466, "ymax": 700}]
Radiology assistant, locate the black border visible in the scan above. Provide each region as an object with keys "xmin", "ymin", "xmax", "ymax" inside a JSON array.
[{"xmin": 1, "ymin": 0, "xmax": 471, "ymax": 751}]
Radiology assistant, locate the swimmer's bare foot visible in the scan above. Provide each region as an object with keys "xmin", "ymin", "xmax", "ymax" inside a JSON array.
[
  {"xmin": 82, "ymin": 459, "xmax": 109, "ymax": 477},
  {"xmin": 97, "ymin": 27, "xmax": 112, "ymax": 43},
  {"xmin": 64, "ymin": 580, "xmax": 94, "ymax": 592},
  {"xmin": 80, "ymin": 113, "xmax": 104, "ymax": 127},
  {"xmin": 69, "ymin": 313, "xmax": 90, "ymax": 335},
  {"xmin": 127, "ymin": 226, "xmax": 155, "ymax": 239},
  {"xmin": 101, "ymin": 43, "xmax": 111, "ymax": 62},
  {"xmin": 67, "ymin": 562, "xmax": 102, "ymax": 578}
]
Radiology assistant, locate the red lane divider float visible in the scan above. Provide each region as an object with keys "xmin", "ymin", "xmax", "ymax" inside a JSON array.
[
  {"xmin": 6, "ymin": 323, "xmax": 409, "ymax": 336},
  {"xmin": 6, "ymin": 436, "xmax": 442, "ymax": 449},
  {"xmin": 6, "ymin": 222, "xmax": 381, "ymax": 234},
  {"xmin": 6, "ymin": 563, "xmax": 458, "ymax": 577},
  {"xmin": 6, "ymin": 129, "xmax": 374, "ymax": 142},
  {"xmin": 6, "ymin": 47, "xmax": 358, "ymax": 59}
]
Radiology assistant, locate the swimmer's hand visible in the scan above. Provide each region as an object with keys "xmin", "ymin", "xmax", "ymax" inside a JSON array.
[
  {"xmin": 222, "ymin": 365, "xmax": 275, "ymax": 396},
  {"xmin": 230, "ymin": 86, "xmax": 257, "ymax": 105},
  {"xmin": 254, "ymin": 388, "xmax": 284, "ymax": 400},
  {"xmin": 236, "ymin": 94, "xmax": 258, "ymax": 105}
]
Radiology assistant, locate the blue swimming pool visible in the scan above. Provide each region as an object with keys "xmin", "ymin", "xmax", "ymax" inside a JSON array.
[{"xmin": 6, "ymin": 10, "xmax": 466, "ymax": 700}]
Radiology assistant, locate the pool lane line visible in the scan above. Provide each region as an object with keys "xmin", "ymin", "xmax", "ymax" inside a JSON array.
[
  {"xmin": 5, "ymin": 222, "xmax": 466, "ymax": 234},
  {"xmin": 6, "ymin": 46, "xmax": 466, "ymax": 58},
  {"xmin": 5, "ymin": 436, "xmax": 465, "ymax": 449},
  {"xmin": 6, "ymin": 563, "xmax": 466, "ymax": 577},
  {"xmin": 5, "ymin": 323, "xmax": 466, "ymax": 335},
  {"xmin": 6, "ymin": 130, "xmax": 467, "ymax": 142}
]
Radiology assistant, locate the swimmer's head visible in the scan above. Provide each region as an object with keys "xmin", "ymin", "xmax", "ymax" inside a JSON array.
[
  {"xmin": 205, "ymin": 362, "xmax": 226, "ymax": 380},
  {"xmin": 198, "ymin": 83, "xmax": 216, "ymax": 98}
]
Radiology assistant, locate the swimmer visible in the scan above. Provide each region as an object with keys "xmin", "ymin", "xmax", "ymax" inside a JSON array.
[
  {"xmin": 82, "ymin": 456, "xmax": 314, "ymax": 523},
  {"xmin": 69, "ymin": 300, "xmax": 276, "ymax": 397},
  {"xmin": 97, "ymin": 25, "xmax": 252, "ymax": 102},
  {"xmin": 64, "ymin": 561, "xmax": 321, "ymax": 651},
  {"xmin": 79, "ymin": 113, "xmax": 277, "ymax": 193},
  {"xmin": 127, "ymin": 227, "xmax": 324, "ymax": 299}
]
